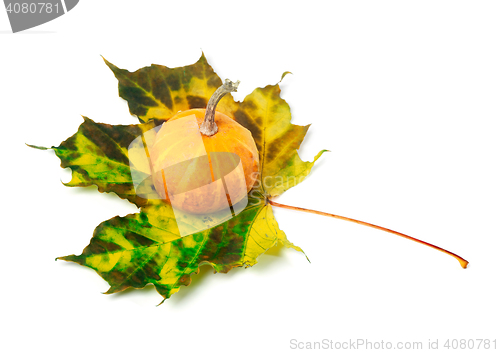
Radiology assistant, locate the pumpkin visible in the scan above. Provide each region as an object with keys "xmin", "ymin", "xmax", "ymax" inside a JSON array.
[{"xmin": 150, "ymin": 80, "xmax": 259, "ymax": 214}]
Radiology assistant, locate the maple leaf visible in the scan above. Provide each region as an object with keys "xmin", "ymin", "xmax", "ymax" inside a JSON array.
[
  {"xmin": 31, "ymin": 54, "xmax": 326, "ymax": 301},
  {"xmin": 31, "ymin": 54, "xmax": 468, "ymax": 303}
]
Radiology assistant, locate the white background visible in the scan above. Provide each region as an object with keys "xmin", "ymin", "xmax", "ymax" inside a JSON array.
[{"xmin": 2, "ymin": 1, "xmax": 499, "ymax": 352}]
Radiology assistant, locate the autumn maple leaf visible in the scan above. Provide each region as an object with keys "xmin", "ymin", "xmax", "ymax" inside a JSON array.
[{"xmin": 29, "ymin": 53, "xmax": 467, "ymax": 303}]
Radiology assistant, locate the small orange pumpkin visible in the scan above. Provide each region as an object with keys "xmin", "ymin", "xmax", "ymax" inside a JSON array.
[{"xmin": 150, "ymin": 81, "xmax": 259, "ymax": 214}]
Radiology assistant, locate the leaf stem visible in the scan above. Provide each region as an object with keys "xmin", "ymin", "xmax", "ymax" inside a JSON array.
[
  {"xmin": 268, "ymin": 200, "xmax": 468, "ymax": 269},
  {"xmin": 200, "ymin": 79, "xmax": 240, "ymax": 136}
]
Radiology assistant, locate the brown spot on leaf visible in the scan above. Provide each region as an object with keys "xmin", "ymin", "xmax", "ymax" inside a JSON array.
[
  {"xmin": 83, "ymin": 237, "xmax": 122, "ymax": 256},
  {"xmin": 187, "ymin": 95, "xmax": 207, "ymax": 109},
  {"xmin": 177, "ymin": 274, "xmax": 191, "ymax": 286}
]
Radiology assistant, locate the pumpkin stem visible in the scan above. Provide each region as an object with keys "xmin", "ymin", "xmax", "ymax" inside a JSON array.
[
  {"xmin": 268, "ymin": 199, "xmax": 469, "ymax": 269},
  {"xmin": 200, "ymin": 79, "xmax": 240, "ymax": 136}
]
